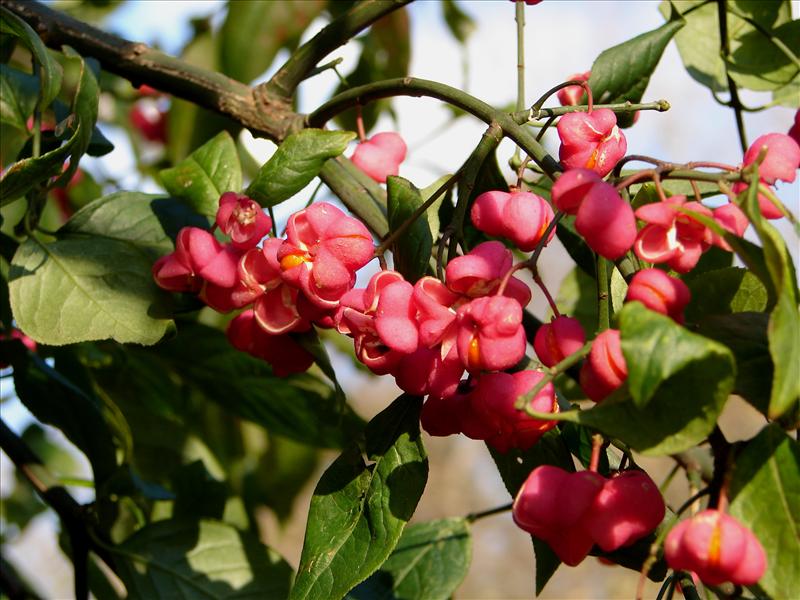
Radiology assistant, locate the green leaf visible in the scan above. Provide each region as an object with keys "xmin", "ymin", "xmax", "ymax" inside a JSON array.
[
  {"xmin": 60, "ymin": 191, "xmax": 209, "ymax": 259},
  {"xmin": 58, "ymin": 48, "xmax": 100, "ymax": 184},
  {"xmin": 290, "ymin": 395, "xmax": 428, "ymax": 600},
  {"xmin": 155, "ymin": 323, "xmax": 363, "ymax": 449},
  {"xmin": 160, "ymin": 131, "xmax": 243, "ymax": 217},
  {"xmin": 772, "ymin": 77, "xmax": 800, "ymax": 108},
  {"xmin": 172, "ymin": 461, "xmax": 228, "ymax": 521},
  {"xmin": 488, "ymin": 430, "xmax": 574, "ymax": 594},
  {"xmin": 728, "ymin": 19, "xmax": 800, "ymax": 92},
  {"xmin": 442, "ymin": 0, "xmax": 475, "ymax": 44},
  {"xmin": 420, "ymin": 174, "xmax": 452, "ymax": 242},
  {"xmin": 0, "ymin": 5, "xmax": 62, "ymax": 109},
  {"xmin": 11, "ymin": 349, "xmax": 117, "ymax": 484},
  {"xmin": 8, "ymin": 235, "xmax": 172, "ymax": 345},
  {"xmin": 684, "ymin": 267, "xmax": 767, "ymax": 322},
  {"xmin": 347, "ymin": 518, "xmax": 471, "ymax": 600},
  {"xmin": 555, "ymin": 266, "xmax": 598, "ymax": 333},
  {"xmin": 697, "ymin": 312, "xmax": 772, "ymax": 415},
  {"xmin": 588, "ymin": 16, "xmax": 684, "ymax": 127},
  {"xmin": 0, "ymin": 121, "xmax": 79, "ymax": 202},
  {"xmin": 740, "ymin": 178, "xmax": 800, "ymax": 418},
  {"xmin": 0, "ymin": 64, "xmax": 38, "ymax": 132},
  {"xmin": 387, "ymin": 176, "xmax": 432, "ymax": 283},
  {"xmin": 728, "ymin": 424, "xmax": 800, "ymax": 600},
  {"xmin": 219, "ymin": 0, "xmax": 325, "ymax": 83},
  {"xmin": 115, "ymin": 519, "xmax": 293, "ymax": 599},
  {"xmin": 248, "ymin": 129, "xmax": 355, "ymax": 207},
  {"xmin": 543, "ymin": 303, "xmax": 734, "ymax": 455}
]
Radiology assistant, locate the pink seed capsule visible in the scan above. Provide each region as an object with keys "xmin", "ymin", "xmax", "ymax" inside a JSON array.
[
  {"xmin": 625, "ymin": 268, "xmax": 691, "ymax": 323},
  {"xmin": 579, "ymin": 328, "xmax": 627, "ymax": 402},
  {"xmin": 534, "ymin": 316, "xmax": 586, "ymax": 368},
  {"xmin": 351, "ymin": 132, "xmax": 407, "ymax": 183}
]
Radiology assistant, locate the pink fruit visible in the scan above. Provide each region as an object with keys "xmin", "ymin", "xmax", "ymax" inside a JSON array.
[
  {"xmin": 215, "ymin": 192, "xmax": 271, "ymax": 250},
  {"xmin": 789, "ymin": 110, "xmax": 800, "ymax": 146},
  {"xmin": 579, "ymin": 329, "xmax": 627, "ymax": 402},
  {"xmin": 557, "ymin": 108, "xmax": 627, "ymax": 177},
  {"xmin": 665, "ymin": 510, "xmax": 766, "ymax": 587},
  {"xmin": 470, "ymin": 190, "xmax": 555, "ymax": 252},
  {"xmin": 550, "ymin": 168, "xmax": 602, "ymax": 215},
  {"xmin": 456, "ymin": 295, "xmax": 526, "ymax": 372},
  {"xmin": 742, "ymin": 133, "xmax": 800, "ymax": 185},
  {"xmin": 130, "ymin": 100, "xmax": 167, "ymax": 143},
  {"xmin": 586, "ymin": 470, "xmax": 665, "ymax": 552},
  {"xmin": 534, "ymin": 316, "xmax": 586, "ymax": 368},
  {"xmin": 625, "ymin": 268, "xmax": 691, "ymax": 323},
  {"xmin": 710, "ymin": 203, "xmax": 748, "ymax": 251},
  {"xmin": 575, "ymin": 182, "xmax": 637, "ymax": 260},
  {"xmin": 351, "ymin": 132, "xmax": 407, "ymax": 183},
  {"xmin": 557, "ymin": 71, "xmax": 590, "ymax": 106},
  {"xmin": 227, "ymin": 310, "xmax": 314, "ymax": 376},
  {"xmin": 153, "ymin": 227, "xmax": 240, "ymax": 292}
]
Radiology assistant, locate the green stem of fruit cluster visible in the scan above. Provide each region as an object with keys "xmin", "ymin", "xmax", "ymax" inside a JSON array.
[
  {"xmin": 513, "ymin": 0, "xmax": 525, "ymax": 163},
  {"xmin": 717, "ymin": 0, "xmax": 748, "ymax": 153},
  {"xmin": 513, "ymin": 99, "xmax": 670, "ymax": 124},
  {"xmin": 596, "ymin": 257, "xmax": 611, "ymax": 332},
  {"xmin": 514, "ymin": 341, "xmax": 593, "ymax": 413}
]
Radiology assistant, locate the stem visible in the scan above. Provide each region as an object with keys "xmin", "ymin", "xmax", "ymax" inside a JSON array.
[
  {"xmin": 307, "ymin": 77, "xmax": 562, "ymax": 178},
  {"xmin": 466, "ymin": 502, "xmax": 513, "ymax": 522},
  {"xmin": 588, "ymin": 434, "xmax": 604, "ymax": 472},
  {"xmin": 263, "ymin": 0, "xmax": 413, "ymax": 99},
  {"xmin": 707, "ymin": 427, "xmax": 730, "ymax": 510},
  {"xmin": 596, "ymin": 256, "xmax": 611, "ymax": 332},
  {"xmin": 355, "ymin": 105, "xmax": 366, "ymax": 142},
  {"xmin": 717, "ymin": 0, "xmax": 748, "ymax": 153},
  {"xmin": 533, "ymin": 272, "xmax": 560, "ymax": 317},
  {"xmin": 675, "ymin": 572, "xmax": 702, "ymax": 600},
  {"xmin": 516, "ymin": 99, "xmax": 670, "ymax": 124},
  {"xmin": 32, "ymin": 60, "xmax": 42, "ymax": 159},
  {"xmin": 513, "ymin": 0, "xmax": 525, "ymax": 163},
  {"xmin": 514, "ymin": 341, "xmax": 592, "ymax": 412}
]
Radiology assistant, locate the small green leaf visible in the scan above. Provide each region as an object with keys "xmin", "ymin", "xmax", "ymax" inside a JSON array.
[
  {"xmin": 588, "ymin": 16, "xmax": 684, "ymax": 127},
  {"xmin": 115, "ymin": 519, "xmax": 293, "ymax": 599},
  {"xmin": 9, "ymin": 235, "xmax": 172, "ymax": 346},
  {"xmin": 347, "ymin": 518, "xmax": 471, "ymax": 600},
  {"xmin": 61, "ymin": 191, "xmax": 208, "ymax": 259},
  {"xmin": 155, "ymin": 323, "xmax": 363, "ymax": 449},
  {"xmin": 290, "ymin": 395, "xmax": 428, "ymax": 600},
  {"xmin": 442, "ymin": 0, "xmax": 475, "ymax": 44},
  {"xmin": 697, "ymin": 312, "xmax": 772, "ymax": 415},
  {"xmin": 728, "ymin": 424, "xmax": 800, "ymax": 600},
  {"xmin": 387, "ymin": 176, "xmax": 432, "ymax": 283},
  {"xmin": 219, "ymin": 0, "xmax": 325, "ymax": 84},
  {"xmin": 488, "ymin": 430, "xmax": 574, "ymax": 594},
  {"xmin": 684, "ymin": 267, "xmax": 767, "ymax": 322},
  {"xmin": 0, "ymin": 5, "xmax": 62, "ymax": 109},
  {"xmin": 248, "ymin": 129, "xmax": 355, "ymax": 207},
  {"xmin": 160, "ymin": 131, "xmax": 243, "ymax": 217}
]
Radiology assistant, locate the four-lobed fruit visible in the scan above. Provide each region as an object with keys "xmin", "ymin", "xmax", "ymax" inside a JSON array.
[{"xmin": 351, "ymin": 132, "xmax": 407, "ymax": 183}]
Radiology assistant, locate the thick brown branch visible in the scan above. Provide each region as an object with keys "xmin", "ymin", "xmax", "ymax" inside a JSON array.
[{"xmin": 1, "ymin": 0, "xmax": 299, "ymax": 140}]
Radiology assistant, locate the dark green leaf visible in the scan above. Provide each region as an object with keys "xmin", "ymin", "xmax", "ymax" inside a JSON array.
[
  {"xmin": 442, "ymin": 0, "xmax": 475, "ymax": 44},
  {"xmin": 9, "ymin": 235, "xmax": 172, "ymax": 345},
  {"xmin": 347, "ymin": 518, "xmax": 471, "ymax": 600},
  {"xmin": 728, "ymin": 19, "xmax": 800, "ymax": 92},
  {"xmin": 589, "ymin": 16, "xmax": 684, "ymax": 127},
  {"xmin": 387, "ymin": 176, "xmax": 432, "ymax": 283},
  {"xmin": 488, "ymin": 430, "xmax": 574, "ymax": 593},
  {"xmin": 684, "ymin": 267, "xmax": 767, "ymax": 322},
  {"xmin": 697, "ymin": 312, "xmax": 772, "ymax": 415},
  {"xmin": 0, "ymin": 6, "xmax": 62, "ymax": 109},
  {"xmin": 160, "ymin": 131, "xmax": 243, "ymax": 217},
  {"xmin": 740, "ymin": 179, "xmax": 799, "ymax": 418},
  {"xmin": 248, "ymin": 129, "xmax": 355, "ymax": 207},
  {"xmin": 290, "ymin": 395, "xmax": 428, "ymax": 600},
  {"xmin": 0, "ymin": 64, "xmax": 38, "ymax": 132},
  {"xmin": 155, "ymin": 323, "xmax": 363, "ymax": 448},
  {"xmin": 61, "ymin": 191, "xmax": 208, "ymax": 259},
  {"xmin": 11, "ymin": 350, "xmax": 117, "ymax": 484},
  {"xmin": 116, "ymin": 519, "xmax": 293, "ymax": 599},
  {"xmin": 728, "ymin": 424, "xmax": 800, "ymax": 600},
  {"xmin": 219, "ymin": 0, "xmax": 325, "ymax": 83},
  {"xmin": 172, "ymin": 461, "xmax": 228, "ymax": 521}
]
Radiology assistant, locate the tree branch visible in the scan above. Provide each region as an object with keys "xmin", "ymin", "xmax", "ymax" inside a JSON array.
[{"xmin": 263, "ymin": 0, "xmax": 413, "ymax": 99}]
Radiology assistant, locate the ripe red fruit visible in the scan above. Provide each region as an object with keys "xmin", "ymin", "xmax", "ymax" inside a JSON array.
[
  {"xmin": 129, "ymin": 100, "xmax": 168, "ymax": 143},
  {"xmin": 579, "ymin": 328, "xmax": 627, "ymax": 402},
  {"xmin": 789, "ymin": 110, "xmax": 800, "ymax": 145},
  {"xmin": 557, "ymin": 109, "xmax": 627, "ymax": 177},
  {"xmin": 665, "ymin": 510, "xmax": 766, "ymax": 587},
  {"xmin": 215, "ymin": 192, "xmax": 271, "ymax": 250},
  {"xmin": 710, "ymin": 202, "xmax": 748, "ymax": 251},
  {"xmin": 470, "ymin": 190, "xmax": 555, "ymax": 251},
  {"xmin": 574, "ymin": 181, "xmax": 637, "ymax": 260},
  {"xmin": 456, "ymin": 295, "xmax": 526, "ymax": 372},
  {"xmin": 557, "ymin": 71, "xmax": 590, "ymax": 106},
  {"xmin": 550, "ymin": 168, "xmax": 602, "ymax": 215},
  {"xmin": 351, "ymin": 132, "xmax": 407, "ymax": 183},
  {"xmin": 534, "ymin": 315, "xmax": 586, "ymax": 368},
  {"xmin": 227, "ymin": 310, "xmax": 314, "ymax": 376},
  {"xmin": 625, "ymin": 268, "xmax": 691, "ymax": 323},
  {"xmin": 585, "ymin": 470, "xmax": 665, "ymax": 552}
]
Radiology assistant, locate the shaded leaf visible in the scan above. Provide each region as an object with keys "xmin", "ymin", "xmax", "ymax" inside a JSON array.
[
  {"xmin": 387, "ymin": 176, "xmax": 432, "ymax": 283},
  {"xmin": 290, "ymin": 395, "xmax": 428, "ymax": 600},
  {"xmin": 442, "ymin": 0, "xmax": 475, "ymax": 44},
  {"xmin": 728, "ymin": 19, "xmax": 800, "ymax": 92},
  {"xmin": 58, "ymin": 48, "xmax": 100, "ymax": 184},
  {"xmin": 248, "ymin": 129, "xmax": 355, "ymax": 207},
  {"xmin": 347, "ymin": 518, "xmax": 471, "ymax": 600},
  {"xmin": 9, "ymin": 235, "xmax": 172, "ymax": 346},
  {"xmin": 684, "ymin": 267, "xmax": 767, "ymax": 322},
  {"xmin": 160, "ymin": 131, "xmax": 243, "ymax": 217},
  {"xmin": 728, "ymin": 424, "xmax": 800, "ymax": 600},
  {"xmin": 0, "ymin": 64, "xmax": 38, "ymax": 132},
  {"xmin": 116, "ymin": 519, "xmax": 293, "ymax": 599}
]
